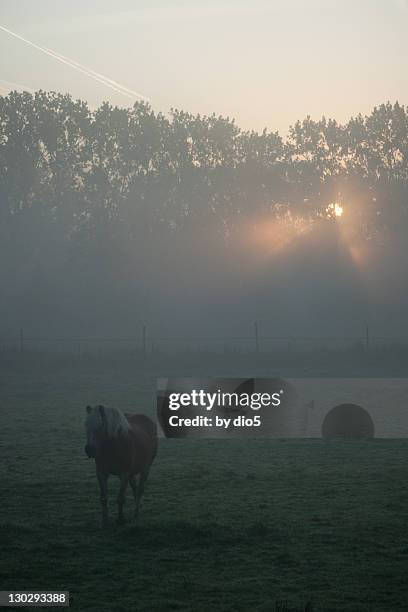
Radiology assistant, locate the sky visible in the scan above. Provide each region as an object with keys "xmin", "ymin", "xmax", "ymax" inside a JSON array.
[{"xmin": 0, "ymin": 0, "xmax": 407, "ymax": 136}]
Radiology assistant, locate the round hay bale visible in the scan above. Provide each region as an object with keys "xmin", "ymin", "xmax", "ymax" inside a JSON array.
[
  {"xmin": 321, "ymin": 403, "xmax": 374, "ymax": 439},
  {"xmin": 254, "ymin": 377, "xmax": 298, "ymax": 437},
  {"xmin": 216, "ymin": 377, "xmax": 298, "ymax": 437},
  {"xmin": 157, "ymin": 391, "xmax": 188, "ymax": 438}
]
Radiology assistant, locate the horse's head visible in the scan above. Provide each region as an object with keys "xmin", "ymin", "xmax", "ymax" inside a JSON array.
[
  {"xmin": 84, "ymin": 405, "xmax": 108, "ymax": 458},
  {"xmin": 84, "ymin": 404, "xmax": 130, "ymax": 457}
]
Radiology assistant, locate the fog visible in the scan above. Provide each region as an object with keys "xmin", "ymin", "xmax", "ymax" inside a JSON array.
[{"xmin": 1, "ymin": 92, "xmax": 408, "ymax": 342}]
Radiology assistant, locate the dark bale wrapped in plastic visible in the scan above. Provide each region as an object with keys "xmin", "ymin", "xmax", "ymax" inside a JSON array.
[{"xmin": 321, "ymin": 403, "xmax": 375, "ymax": 439}]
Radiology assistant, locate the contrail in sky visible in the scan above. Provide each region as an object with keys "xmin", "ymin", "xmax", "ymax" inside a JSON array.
[
  {"xmin": 41, "ymin": 45, "xmax": 148, "ymax": 99},
  {"xmin": 0, "ymin": 78, "xmax": 35, "ymax": 93},
  {"xmin": 0, "ymin": 24, "xmax": 149, "ymax": 101}
]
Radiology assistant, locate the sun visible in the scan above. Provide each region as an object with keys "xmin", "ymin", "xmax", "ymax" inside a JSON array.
[{"xmin": 326, "ymin": 202, "xmax": 343, "ymax": 218}]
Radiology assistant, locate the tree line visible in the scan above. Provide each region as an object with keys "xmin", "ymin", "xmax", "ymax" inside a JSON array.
[
  {"xmin": 1, "ymin": 92, "xmax": 408, "ymax": 236},
  {"xmin": 1, "ymin": 91, "xmax": 407, "ymax": 335}
]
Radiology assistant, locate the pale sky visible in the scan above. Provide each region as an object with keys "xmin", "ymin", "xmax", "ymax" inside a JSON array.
[{"xmin": 0, "ymin": 0, "xmax": 407, "ymax": 136}]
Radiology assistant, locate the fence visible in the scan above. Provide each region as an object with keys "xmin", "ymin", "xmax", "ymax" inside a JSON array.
[{"xmin": 0, "ymin": 326, "xmax": 407, "ymax": 355}]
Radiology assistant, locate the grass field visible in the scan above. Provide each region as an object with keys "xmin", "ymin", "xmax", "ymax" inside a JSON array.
[{"xmin": 1, "ymin": 353, "xmax": 408, "ymax": 611}]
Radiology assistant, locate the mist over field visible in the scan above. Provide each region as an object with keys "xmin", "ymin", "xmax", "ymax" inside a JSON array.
[
  {"xmin": 1, "ymin": 93, "xmax": 408, "ymax": 340},
  {"xmin": 2, "ymin": 3, "xmax": 408, "ymax": 610}
]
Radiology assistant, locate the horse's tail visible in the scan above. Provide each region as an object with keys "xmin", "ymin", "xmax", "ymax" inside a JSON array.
[
  {"xmin": 126, "ymin": 414, "xmax": 158, "ymax": 462},
  {"xmin": 144, "ymin": 417, "xmax": 158, "ymax": 461}
]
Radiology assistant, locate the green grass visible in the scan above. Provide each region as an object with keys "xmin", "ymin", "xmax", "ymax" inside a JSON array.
[{"xmin": 1, "ymin": 355, "xmax": 408, "ymax": 611}]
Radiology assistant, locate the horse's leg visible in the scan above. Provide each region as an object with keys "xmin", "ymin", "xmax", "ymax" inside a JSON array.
[
  {"xmin": 96, "ymin": 467, "xmax": 109, "ymax": 527},
  {"xmin": 117, "ymin": 473, "xmax": 129, "ymax": 525},
  {"xmin": 129, "ymin": 475, "xmax": 138, "ymax": 520},
  {"xmin": 134, "ymin": 466, "xmax": 150, "ymax": 518}
]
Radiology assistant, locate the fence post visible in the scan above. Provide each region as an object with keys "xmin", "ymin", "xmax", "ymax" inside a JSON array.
[
  {"xmin": 254, "ymin": 321, "xmax": 259, "ymax": 353},
  {"xmin": 142, "ymin": 324, "xmax": 147, "ymax": 356},
  {"xmin": 20, "ymin": 328, "xmax": 24, "ymax": 353}
]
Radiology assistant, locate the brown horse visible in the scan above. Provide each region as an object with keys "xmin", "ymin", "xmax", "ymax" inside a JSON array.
[{"xmin": 84, "ymin": 405, "xmax": 157, "ymax": 526}]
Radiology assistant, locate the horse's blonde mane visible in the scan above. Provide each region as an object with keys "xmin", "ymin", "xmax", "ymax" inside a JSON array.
[{"xmin": 86, "ymin": 405, "xmax": 130, "ymax": 438}]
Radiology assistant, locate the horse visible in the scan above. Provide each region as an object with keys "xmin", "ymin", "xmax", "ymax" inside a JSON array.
[{"xmin": 84, "ymin": 405, "xmax": 157, "ymax": 526}]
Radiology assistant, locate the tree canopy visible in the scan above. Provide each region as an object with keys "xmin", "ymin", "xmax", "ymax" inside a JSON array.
[{"xmin": 1, "ymin": 92, "xmax": 407, "ymax": 336}]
